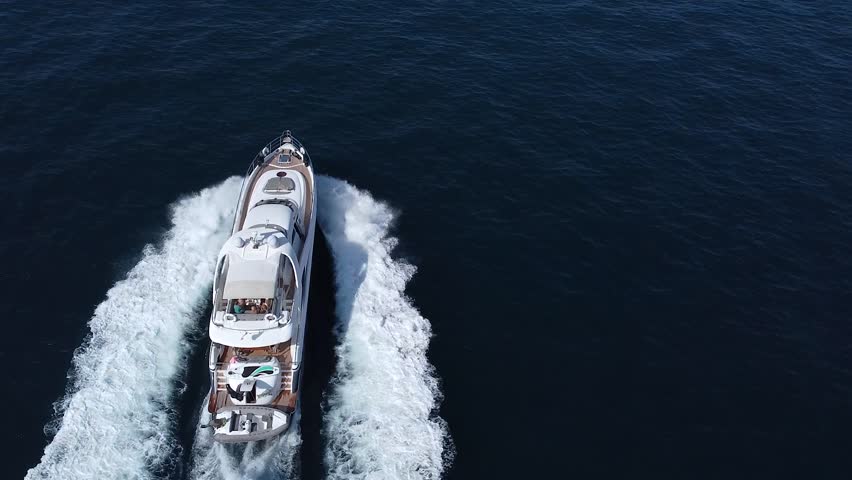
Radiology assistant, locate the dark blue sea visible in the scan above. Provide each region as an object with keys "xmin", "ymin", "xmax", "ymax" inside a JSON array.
[{"xmin": 3, "ymin": 1, "xmax": 852, "ymax": 479}]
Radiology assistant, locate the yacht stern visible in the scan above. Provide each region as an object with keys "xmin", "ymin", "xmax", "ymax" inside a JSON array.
[{"xmin": 211, "ymin": 406, "xmax": 291, "ymax": 443}]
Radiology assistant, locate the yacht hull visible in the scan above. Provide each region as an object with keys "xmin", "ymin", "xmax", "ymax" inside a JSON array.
[{"xmin": 203, "ymin": 131, "xmax": 316, "ymax": 444}]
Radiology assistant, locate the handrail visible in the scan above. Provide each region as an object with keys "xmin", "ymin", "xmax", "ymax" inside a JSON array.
[
  {"xmin": 214, "ymin": 363, "xmax": 294, "ymax": 371},
  {"xmin": 251, "ymin": 130, "xmax": 312, "ymax": 169},
  {"xmin": 214, "ymin": 364, "xmax": 293, "ymax": 390}
]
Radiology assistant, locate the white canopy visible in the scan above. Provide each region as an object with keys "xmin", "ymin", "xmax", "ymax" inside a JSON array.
[
  {"xmin": 219, "ymin": 236, "xmax": 300, "ymax": 299},
  {"xmin": 222, "ymin": 258, "xmax": 277, "ymax": 299}
]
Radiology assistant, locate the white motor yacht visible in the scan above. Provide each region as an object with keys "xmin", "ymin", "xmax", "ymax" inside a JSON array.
[{"xmin": 202, "ymin": 131, "xmax": 316, "ymax": 443}]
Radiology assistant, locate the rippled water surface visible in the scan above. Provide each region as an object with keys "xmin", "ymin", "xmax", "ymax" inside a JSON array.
[{"xmin": 2, "ymin": 1, "xmax": 851, "ymax": 479}]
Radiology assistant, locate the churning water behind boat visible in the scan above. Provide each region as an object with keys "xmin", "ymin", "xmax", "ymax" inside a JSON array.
[
  {"xmin": 317, "ymin": 176, "xmax": 452, "ymax": 480},
  {"xmin": 26, "ymin": 178, "xmax": 242, "ymax": 480}
]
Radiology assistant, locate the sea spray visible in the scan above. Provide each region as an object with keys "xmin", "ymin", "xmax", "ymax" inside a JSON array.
[
  {"xmin": 317, "ymin": 175, "xmax": 451, "ymax": 480},
  {"xmin": 26, "ymin": 177, "xmax": 242, "ymax": 480}
]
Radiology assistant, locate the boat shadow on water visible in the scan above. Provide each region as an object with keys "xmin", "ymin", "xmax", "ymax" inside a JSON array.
[{"xmin": 295, "ymin": 227, "xmax": 363, "ymax": 480}]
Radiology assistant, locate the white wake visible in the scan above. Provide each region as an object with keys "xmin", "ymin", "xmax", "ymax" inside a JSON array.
[
  {"xmin": 26, "ymin": 177, "xmax": 242, "ymax": 480},
  {"xmin": 187, "ymin": 176, "xmax": 451, "ymax": 479},
  {"xmin": 29, "ymin": 174, "xmax": 450, "ymax": 479},
  {"xmin": 318, "ymin": 176, "xmax": 451, "ymax": 480}
]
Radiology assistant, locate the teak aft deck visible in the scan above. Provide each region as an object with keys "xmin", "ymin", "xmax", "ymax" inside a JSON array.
[{"xmin": 208, "ymin": 343, "xmax": 297, "ymax": 414}]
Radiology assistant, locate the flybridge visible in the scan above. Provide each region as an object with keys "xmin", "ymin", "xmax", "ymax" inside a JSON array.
[{"xmin": 209, "ymin": 234, "xmax": 301, "ymax": 347}]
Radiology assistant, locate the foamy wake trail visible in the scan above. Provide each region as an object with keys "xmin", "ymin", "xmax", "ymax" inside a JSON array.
[
  {"xmin": 188, "ymin": 408, "xmax": 301, "ymax": 480},
  {"xmin": 26, "ymin": 177, "xmax": 242, "ymax": 480},
  {"xmin": 317, "ymin": 175, "xmax": 452, "ymax": 480}
]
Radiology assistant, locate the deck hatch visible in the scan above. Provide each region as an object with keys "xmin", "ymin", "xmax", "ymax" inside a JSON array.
[{"xmin": 263, "ymin": 177, "xmax": 296, "ymax": 194}]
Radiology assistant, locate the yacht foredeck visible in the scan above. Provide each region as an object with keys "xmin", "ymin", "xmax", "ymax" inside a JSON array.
[{"xmin": 237, "ymin": 150, "xmax": 314, "ymax": 238}]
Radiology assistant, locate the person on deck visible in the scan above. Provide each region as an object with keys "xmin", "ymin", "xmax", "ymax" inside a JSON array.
[{"xmin": 233, "ymin": 299, "xmax": 246, "ymax": 314}]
